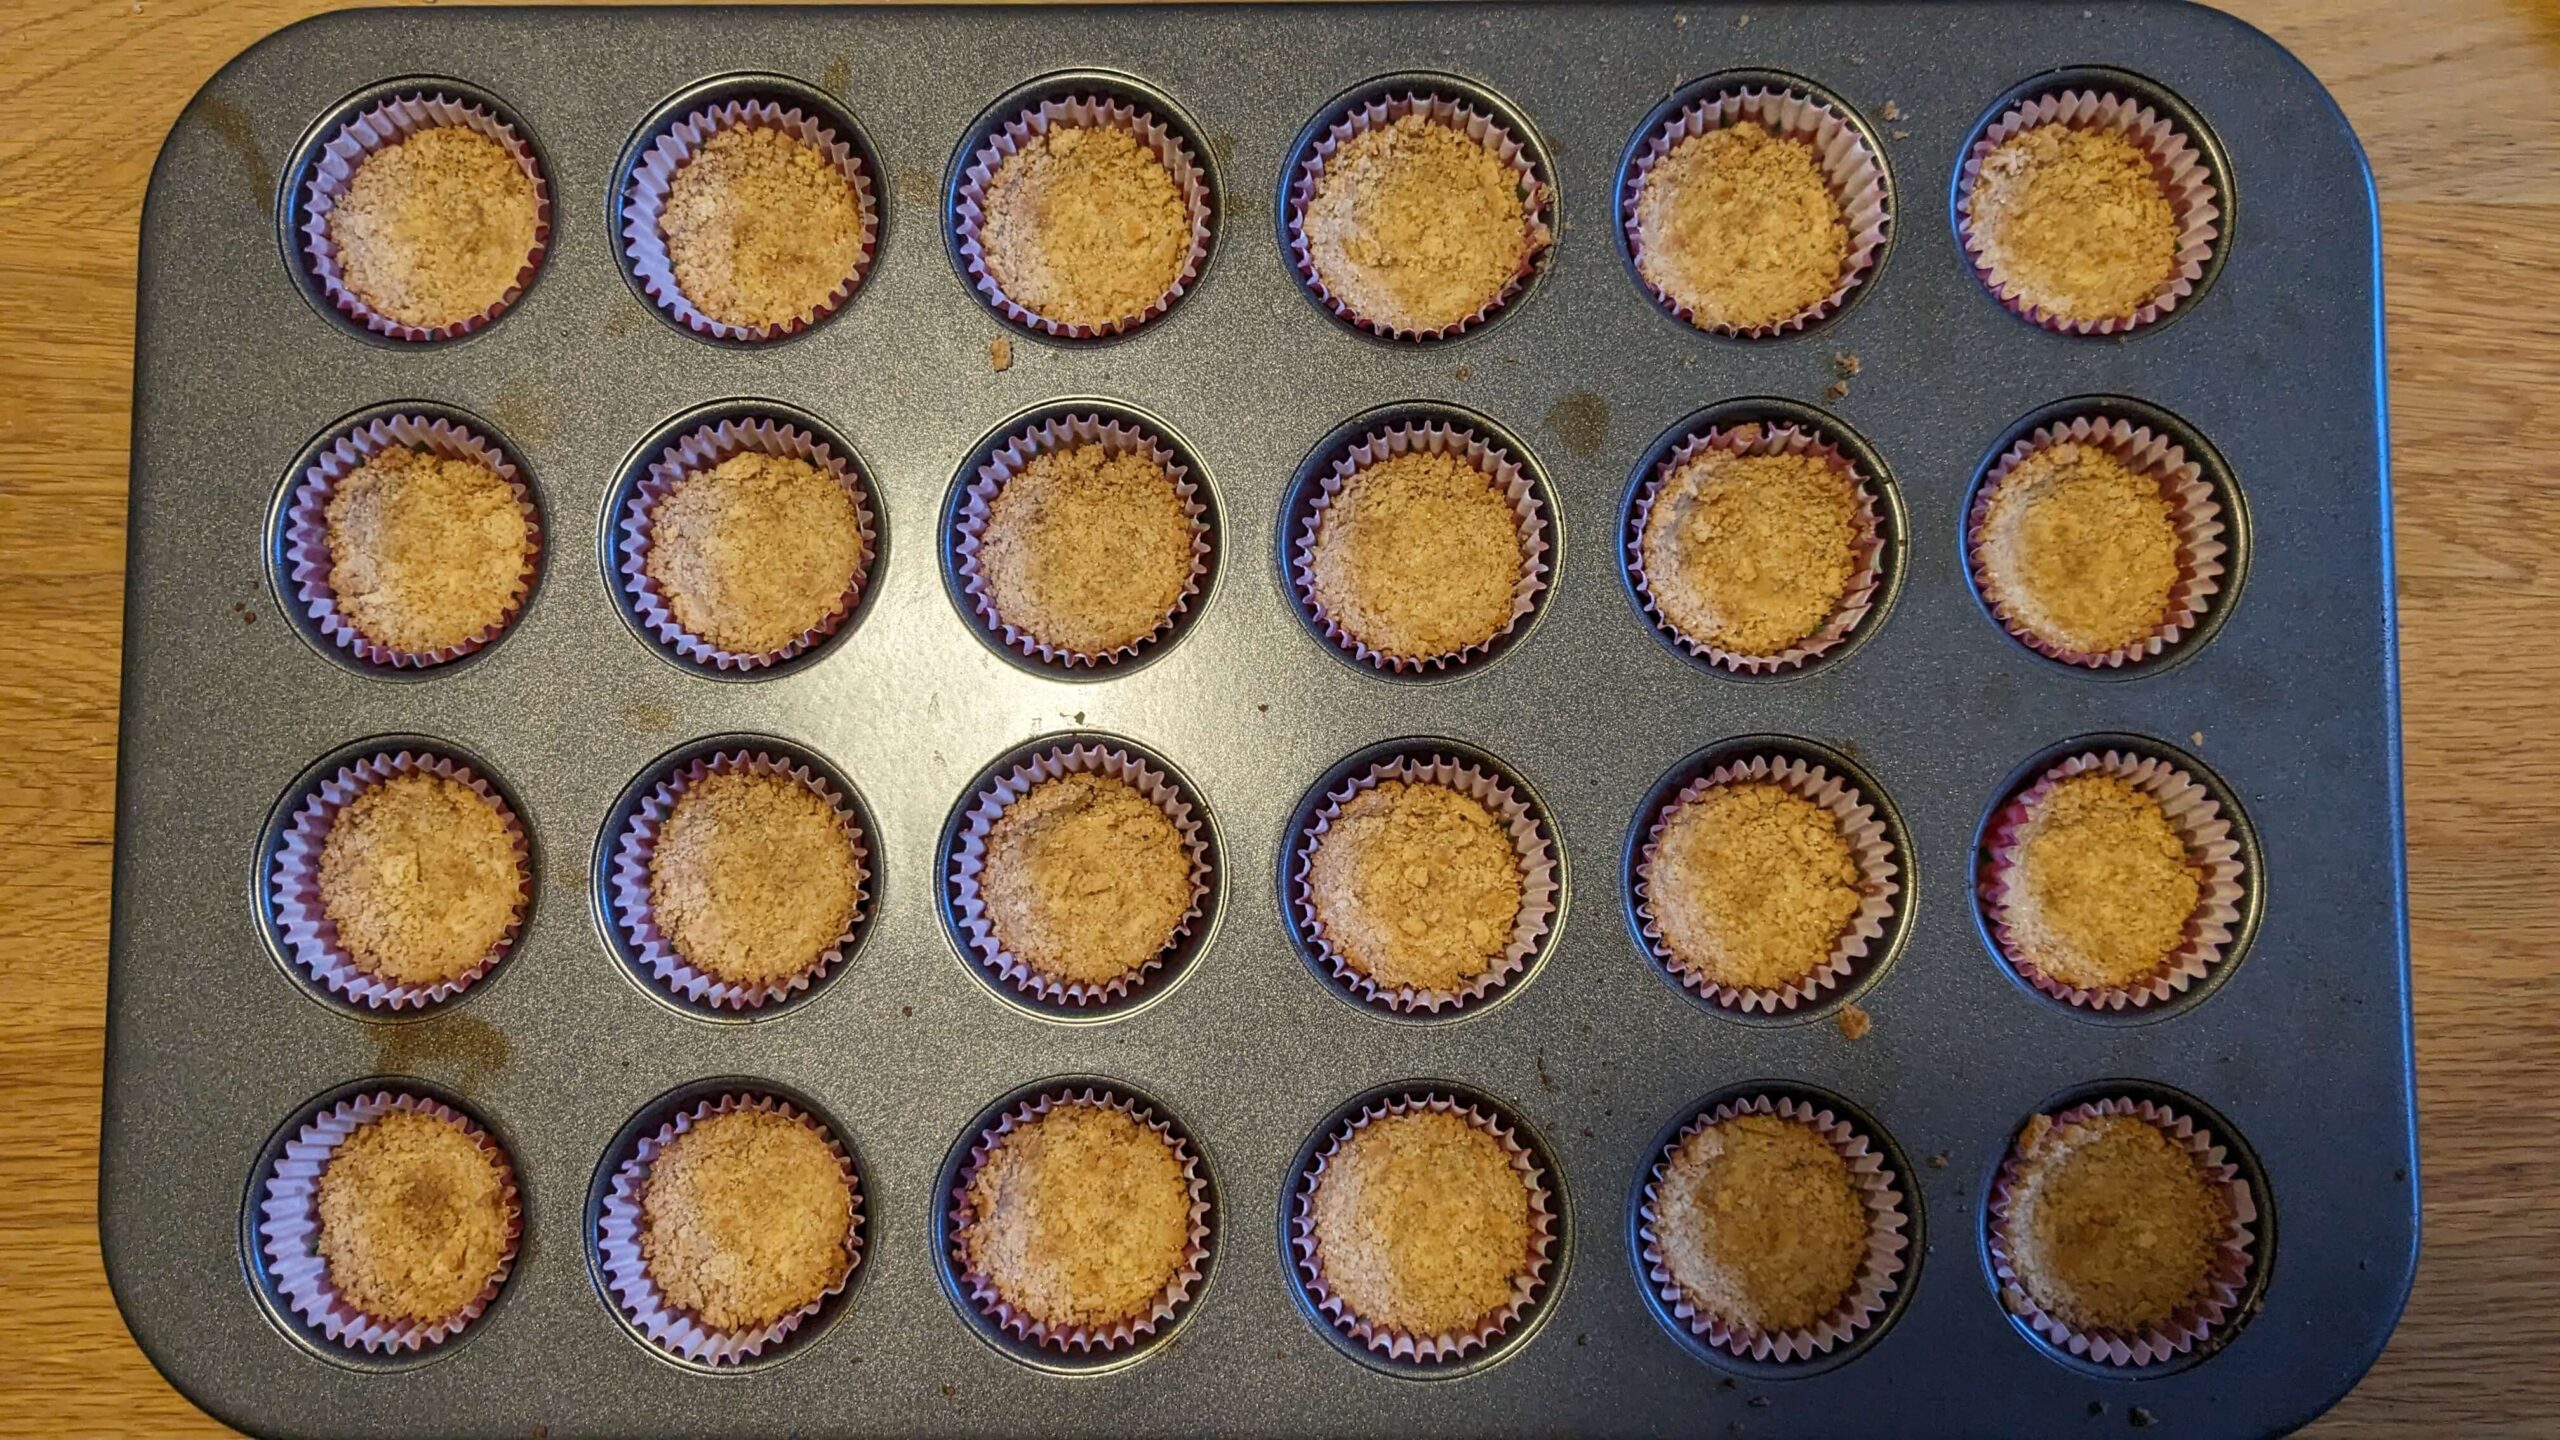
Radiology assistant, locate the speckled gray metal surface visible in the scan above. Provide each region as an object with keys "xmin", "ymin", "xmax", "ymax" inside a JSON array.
[{"xmin": 104, "ymin": 4, "xmax": 2412, "ymax": 1436}]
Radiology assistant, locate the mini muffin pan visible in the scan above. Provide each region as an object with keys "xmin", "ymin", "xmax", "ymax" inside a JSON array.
[{"xmin": 105, "ymin": 4, "xmax": 2410, "ymax": 1436}]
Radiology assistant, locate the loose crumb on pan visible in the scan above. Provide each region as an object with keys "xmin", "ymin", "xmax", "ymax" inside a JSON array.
[
  {"xmin": 2000, "ymin": 773, "xmax": 2202, "ymax": 990},
  {"xmin": 1305, "ymin": 780, "xmax": 1525, "ymax": 995},
  {"xmin": 2004, "ymin": 1111, "xmax": 2232, "ymax": 1332},
  {"xmin": 649, "ymin": 769, "xmax": 862, "ymax": 988},
  {"xmin": 989, "ymin": 336, "xmax": 1012, "ymax": 371},
  {"xmin": 1308, "ymin": 449, "xmax": 1525, "ymax": 662},
  {"xmin": 317, "ymin": 771, "xmax": 523, "ymax": 987},
  {"xmin": 1652, "ymin": 1112, "xmax": 1867, "ymax": 1334},
  {"xmin": 1633, "ymin": 120, "xmax": 1850, "ymax": 330},
  {"xmin": 1968, "ymin": 124, "xmax": 2178, "ymax": 322},
  {"xmin": 979, "ymin": 122, "xmax": 1191, "ymax": 329},
  {"xmin": 1977, "ymin": 441, "xmax": 2180, "ymax": 655},
  {"xmin": 976, "ymin": 443, "xmax": 1196, "ymax": 657},
  {"xmin": 659, "ymin": 124, "xmax": 867, "ymax": 331},
  {"xmin": 1649, "ymin": 780, "xmax": 1863, "ymax": 993},
  {"xmin": 981, "ymin": 772, "xmax": 1193, "ymax": 989},
  {"xmin": 315, "ymin": 1110, "xmax": 511, "ymax": 1325},
  {"xmin": 961, "ymin": 1102, "xmax": 1193, "ymax": 1331},
  {"xmin": 644, "ymin": 450, "xmax": 867, "ymax": 657},
  {"xmin": 1302, "ymin": 111, "xmax": 1537, "ymax": 334},
  {"xmin": 330, "ymin": 124, "xmax": 540, "ymax": 330},
  {"xmin": 1640, "ymin": 435, "xmax": 1861, "ymax": 658},
  {"xmin": 1307, "ymin": 1108, "xmax": 1535, "ymax": 1338},
  {"xmin": 1836, "ymin": 1003, "xmax": 1872, "ymax": 1040},
  {"xmin": 641, "ymin": 1109, "xmax": 854, "ymax": 1333},
  {"xmin": 324, "ymin": 446, "xmax": 532, "ymax": 654}
]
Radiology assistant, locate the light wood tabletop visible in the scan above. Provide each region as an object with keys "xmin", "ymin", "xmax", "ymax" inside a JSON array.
[{"xmin": 3, "ymin": 0, "xmax": 2553, "ymax": 1433}]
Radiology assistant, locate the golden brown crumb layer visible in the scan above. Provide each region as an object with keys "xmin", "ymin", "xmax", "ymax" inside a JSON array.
[
  {"xmin": 315, "ymin": 1109, "xmax": 512, "ymax": 1325},
  {"xmin": 1641, "ymin": 441, "xmax": 1861, "ymax": 657},
  {"xmin": 1308, "ymin": 450, "xmax": 1524, "ymax": 662},
  {"xmin": 1305, "ymin": 780, "xmax": 1524, "ymax": 994},
  {"xmin": 650, "ymin": 770, "xmax": 861, "ymax": 987},
  {"xmin": 1969, "ymin": 124, "xmax": 2178, "ymax": 322},
  {"xmin": 961, "ymin": 1102, "xmax": 1193, "ymax": 1332},
  {"xmin": 1303, "ymin": 112, "xmax": 1533, "ymax": 333},
  {"xmin": 324, "ymin": 446, "xmax": 531, "ymax": 654},
  {"xmin": 1979, "ymin": 442, "xmax": 2180, "ymax": 655},
  {"xmin": 641, "ymin": 1109, "xmax": 854, "ymax": 1334},
  {"xmin": 1649, "ymin": 780, "xmax": 1862, "ymax": 993},
  {"xmin": 329, "ymin": 124, "xmax": 540, "ymax": 330},
  {"xmin": 2006, "ymin": 1112, "xmax": 2232, "ymax": 1333},
  {"xmin": 1653, "ymin": 1112, "xmax": 1868, "ymax": 1334},
  {"xmin": 2002, "ymin": 773, "xmax": 2201, "ymax": 990},
  {"xmin": 317, "ymin": 771, "xmax": 523, "ymax": 987},
  {"xmin": 980, "ymin": 123, "xmax": 1190, "ymax": 328},
  {"xmin": 978, "ymin": 443, "xmax": 1195, "ymax": 656},
  {"xmin": 660, "ymin": 124, "xmax": 866, "ymax": 330},
  {"xmin": 1307, "ymin": 1108, "xmax": 1535, "ymax": 1338},
  {"xmin": 1634, "ymin": 121, "xmax": 1849, "ymax": 330},
  {"xmin": 981, "ymin": 772, "xmax": 1193, "ymax": 988},
  {"xmin": 644, "ymin": 451, "xmax": 866, "ymax": 657}
]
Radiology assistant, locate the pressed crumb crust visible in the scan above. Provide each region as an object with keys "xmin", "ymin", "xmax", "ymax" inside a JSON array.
[
  {"xmin": 322, "ymin": 446, "xmax": 532, "ymax": 655},
  {"xmin": 1302, "ymin": 112, "xmax": 1536, "ymax": 333},
  {"xmin": 979, "ymin": 122, "xmax": 1191, "ymax": 328},
  {"xmin": 977, "ymin": 443, "xmax": 1196, "ymax": 656},
  {"xmin": 980, "ymin": 772, "xmax": 1194, "ymax": 989},
  {"xmin": 649, "ymin": 770, "xmax": 862, "ymax": 988},
  {"xmin": 1305, "ymin": 780, "xmax": 1525, "ymax": 995},
  {"xmin": 643, "ymin": 451, "xmax": 867, "ymax": 657},
  {"xmin": 960, "ymin": 1102, "xmax": 1194, "ymax": 1333},
  {"xmin": 329, "ymin": 124, "xmax": 540, "ymax": 331},
  {"xmin": 1308, "ymin": 1108, "xmax": 1536, "ymax": 1339},
  {"xmin": 658, "ymin": 124, "xmax": 867, "ymax": 330},
  {"xmin": 1633, "ymin": 121, "xmax": 1850, "ymax": 330},
  {"xmin": 1978, "ymin": 442, "xmax": 2182, "ymax": 656},
  {"xmin": 1640, "ymin": 440, "xmax": 1862, "ymax": 657},
  {"xmin": 640, "ymin": 1109, "xmax": 855, "ymax": 1334},
  {"xmin": 1969, "ymin": 124, "xmax": 2179, "ymax": 323},
  {"xmin": 1653, "ymin": 1112, "xmax": 1868, "ymax": 1335},
  {"xmin": 2000, "ymin": 773, "xmax": 2203, "ymax": 991},
  {"xmin": 1308, "ymin": 450, "xmax": 1525, "ymax": 662},
  {"xmin": 2004, "ymin": 1111, "xmax": 2233, "ymax": 1333},
  {"xmin": 315, "ymin": 1109, "xmax": 512, "ymax": 1326},
  {"xmin": 316, "ymin": 771, "xmax": 524, "ymax": 987},
  {"xmin": 1649, "ymin": 780, "xmax": 1863, "ymax": 993}
]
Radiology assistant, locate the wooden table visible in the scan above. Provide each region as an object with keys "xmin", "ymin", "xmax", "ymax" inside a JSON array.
[{"xmin": 4, "ymin": 1, "xmax": 2551, "ymax": 1432}]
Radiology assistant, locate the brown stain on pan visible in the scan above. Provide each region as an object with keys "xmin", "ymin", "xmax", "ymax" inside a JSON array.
[
  {"xmin": 372, "ymin": 1011, "xmax": 512, "ymax": 1094},
  {"xmin": 1544, "ymin": 390, "xmax": 1610, "ymax": 457},
  {"xmin": 197, "ymin": 97, "xmax": 276, "ymax": 215}
]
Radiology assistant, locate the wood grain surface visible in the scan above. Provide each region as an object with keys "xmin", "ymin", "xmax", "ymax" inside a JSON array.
[{"xmin": 3, "ymin": 1, "xmax": 2553, "ymax": 1433}]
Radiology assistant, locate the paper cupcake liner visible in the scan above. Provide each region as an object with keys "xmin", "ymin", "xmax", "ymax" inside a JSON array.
[
  {"xmin": 953, "ymin": 95, "xmax": 1214, "ymax": 338},
  {"xmin": 952, "ymin": 414, "xmax": 1213, "ymax": 668},
  {"xmin": 1987, "ymin": 1097, "xmax": 2258, "ymax": 1366},
  {"xmin": 1286, "ymin": 93, "xmax": 1555, "ymax": 341},
  {"xmin": 598, "ymin": 1093, "xmax": 863, "ymax": 1365},
  {"xmin": 1634, "ymin": 754, "xmax": 1900, "ymax": 1013},
  {"xmin": 1291, "ymin": 1093, "xmax": 1556, "ymax": 1362},
  {"xmin": 620, "ymin": 99, "xmax": 880, "ymax": 343},
  {"xmin": 258, "ymin": 1091, "xmax": 522, "ymax": 1353},
  {"xmin": 948, "ymin": 1087, "xmax": 1213, "ymax": 1352},
  {"xmin": 1290, "ymin": 754, "xmax": 1557, "ymax": 1014},
  {"xmin": 1627, "ymin": 424, "xmax": 1886, "ymax": 673},
  {"xmin": 1979, "ymin": 750, "xmax": 2245, "ymax": 1010},
  {"xmin": 1956, "ymin": 90, "xmax": 2221, "ymax": 335},
  {"xmin": 609, "ymin": 750, "xmax": 870, "ymax": 1010},
  {"xmin": 1638, "ymin": 1095, "xmax": 1908, "ymax": 1362},
  {"xmin": 268, "ymin": 750, "xmax": 529, "ymax": 1010},
  {"xmin": 1968, "ymin": 416, "xmax": 2227, "ymax": 668},
  {"xmin": 301, "ymin": 93, "xmax": 551, "ymax": 342},
  {"xmin": 1622, "ymin": 87, "xmax": 1891, "ymax": 336},
  {"xmin": 284, "ymin": 414, "xmax": 541, "ymax": 670},
  {"xmin": 947, "ymin": 744, "xmax": 1213, "ymax": 1008},
  {"xmin": 1292, "ymin": 423, "xmax": 1551, "ymax": 674},
  {"xmin": 616, "ymin": 417, "xmax": 879, "ymax": 671}
]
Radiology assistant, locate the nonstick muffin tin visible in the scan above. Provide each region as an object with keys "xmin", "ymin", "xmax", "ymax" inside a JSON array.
[{"xmin": 104, "ymin": 3, "xmax": 2412, "ymax": 1436}]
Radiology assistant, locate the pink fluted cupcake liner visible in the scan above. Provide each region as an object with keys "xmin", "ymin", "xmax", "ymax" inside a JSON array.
[
  {"xmin": 1979, "ymin": 750, "xmax": 2246, "ymax": 1010},
  {"xmin": 1627, "ymin": 423, "xmax": 1886, "ymax": 674},
  {"xmin": 301, "ymin": 93, "xmax": 551, "ymax": 342},
  {"xmin": 1292, "ymin": 422, "xmax": 1551, "ymax": 674},
  {"xmin": 1635, "ymin": 754, "xmax": 1900, "ymax": 1013},
  {"xmin": 947, "ymin": 1087, "xmax": 1212, "ymax": 1353},
  {"xmin": 947, "ymin": 743, "xmax": 1212, "ymax": 1008},
  {"xmin": 284, "ymin": 414, "xmax": 541, "ymax": 670},
  {"xmin": 257, "ymin": 1091, "xmax": 521, "ymax": 1353},
  {"xmin": 1622, "ymin": 87, "xmax": 1891, "ymax": 336},
  {"xmin": 620, "ymin": 99, "xmax": 880, "ymax": 342},
  {"xmin": 952, "ymin": 413, "xmax": 1212, "ymax": 668},
  {"xmin": 597, "ymin": 1093, "xmax": 863, "ymax": 1365},
  {"xmin": 268, "ymin": 750, "xmax": 529, "ymax": 1010},
  {"xmin": 1988, "ymin": 1097, "xmax": 2258, "ymax": 1366},
  {"xmin": 609, "ymin": 749, "xmax": 870, "ymax": 1010},
  {"xmin": 953, "ymin": 95, "xmax": 1214, "ymax": 338},
  {"xmin": 1291, "ymin": 1092, "xmax": 1556, "ymax": 1362},
  {"xmin": 1287, "ymin": 93, "xmax": 1555, "ymax": 340},
  {"xmin": 1290, "ymin": 754, "xmax": 1557, "ymax": 1014},
  {"xmin": 1968, "ymin": 416, "xmax": 2228, "ymax": 668},
  {"xmin": 1956, "ymin": 90, "xmax": 2222, "ymax": 335},
  {"xmin": 616, "ymin": 416, "xmax": 879, "ymax": 672},
  {"xmin": 1638, "ymin": 1094, "xmax": 1908, "ymax": 1362}
]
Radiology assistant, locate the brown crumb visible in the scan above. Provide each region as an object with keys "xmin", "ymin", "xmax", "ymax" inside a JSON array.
[
  {"xmin": 989, "ymin": 336, "xmax": 1011, "ymax": 371},
  {"xmin": 1890, "ymin": 129, "xmax": 1911, "ymax": 142},
  {"xmin": 318, "ymin": 771, "xmax": 523, "ymax": 986},
  {"xmin": 1832, "ymin": 351, "xmax": 1861, "ymax": 378},
  {"xmin": 324, "ymin": 446, "xmax": 532, "ymax": 654},
  {"xmin": 1836, "ymin": 1003, "xmax": 1872, "ymax": 1040},
  {"xmin": 650, "ymin": 770, "xmax": 863, "ymax": 987},
  {"xmin": 1968, "ymin": 124, "xmax": 2178, "ymax": 322},
  {"xmin": 1305, "ymin": 780, "xmax": 1525, "ymax": 995},
  {"xmin": 976, "ymin": 443, "xmax": 1196, "ymax": 656},
  {"xmin": 1652, "ymin": 1113, "xmax": 1867, "ymax": 1333},
  {"xmin": 1639, "ymin": 441, "xmax": 1861, "ymax": 657},
  {"xmin": 982, "ymin": 772, "xmax": 1193, "ymax": 988},
  {"xmin": 1976, "ymin": 441, "xmax": 2179, "ymax": 655},
  {"xmin": 660, "ymin": 124, "xmax": 867, "ymax": 330},
  {"xmin": 641, "ymin": 1109, "xmax": 854, "ymax": 1333},
  {"xmin": 644, "ymin": 451, "xmax": 868, "ymax": 656},
  {"xmin": 329, "ymin": 124, "xmax": 540, "ymax": 330},
  {"xmin": 2191, "ymin": 731, "xmax": 2205, "ymax": 747},
  {"xmin": 315, "ymin": 1110, "xmax": 512, "ymax": 1325},
  {"xmin": 1307, "ymin": 1109, "xmax": 1535, "ymax": 1336},
  {"xmin": 1880, "ymin": 100, "xmax": 1904, "ymax": 122},
  {"xmin": 1307, "ymin": 449, "xmax": 1525, "ymax": 662},
  {"xmin": 2000, "ymin": 774, "xmax": 2202, "ymax": 990},
  {"xmin": 1302, "ymin": 111, "xmax": 1539, "ymax": 334},
  {"xmin": 1647, "ymin": 781, "xmax": 1863, "ymax": 992},
  {"xmin": 1827, "ymin": 380, "xmax": 1851, "ymax": 401},
  {"xmin": 979, "ymin": 122, "xmax": 1191, "ymax": 328},
  {"xmin": 1928, "ymin": 1152, "xmax": 1950, "ymax": 1170},
  {"xmin": 2003, "ymin": 1112, "xmax": 2231, "ymax": 1333},
  {"xmin": 960, "ymin": 1101, "xmax": 1193, "ymax": 1330},
  {"xmin": 1633, "ymin": 121, "xmax": 1848, "ymax": 330}
]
